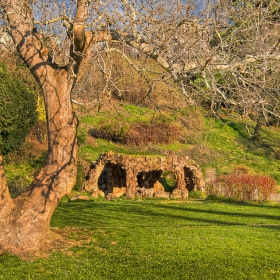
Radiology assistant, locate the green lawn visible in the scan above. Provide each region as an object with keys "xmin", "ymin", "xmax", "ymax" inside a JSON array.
[{"xmin": 1, "ymin": 200, "xmax": 280, "ymax": 279}]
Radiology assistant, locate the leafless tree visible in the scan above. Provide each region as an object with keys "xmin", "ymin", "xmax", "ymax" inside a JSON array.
[{"xmin": 0, "ymin": 0, "xmax": 279, "ymax": 255}]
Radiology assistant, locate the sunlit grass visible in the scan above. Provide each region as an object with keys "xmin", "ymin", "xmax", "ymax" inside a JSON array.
[
  {"xmin": 1, "ymin": 200, "xmax": 280, "ymax": 279},
  {"xmin": 202, "ymin": 117, "xmax": 280, "ymax": 181}
]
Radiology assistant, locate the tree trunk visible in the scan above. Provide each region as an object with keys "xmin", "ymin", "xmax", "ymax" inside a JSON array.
[
  {"xmin": 252, "ymin": 119, "xmax": 262, "ymax": 142},
  {"xmin": 0, "ymin": 0, "xmax": 91, "ymax": 255},
  {"xmin": 0, "ymin": 156, "xmax": 11, "ymax": 204},
  {"xmin": 0, "ymin": 69, "xmax": 78, "ymax": 254}
]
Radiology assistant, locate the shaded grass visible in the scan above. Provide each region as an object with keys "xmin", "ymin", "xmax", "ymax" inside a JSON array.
[{"xmin": 1, "ymin": 200, "xmax": 280, "ymax": 279}]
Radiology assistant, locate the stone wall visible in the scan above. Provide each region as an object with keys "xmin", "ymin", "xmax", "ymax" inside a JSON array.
[{"xmin": 85, "ymin": 152, "xmax": 205, "ymax": 200}]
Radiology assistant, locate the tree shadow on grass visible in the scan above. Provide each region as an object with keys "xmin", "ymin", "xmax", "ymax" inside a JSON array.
[
  {"xmin": 52, "ymin": 200, "xmax": 280, "ymax": 230},
  {"xmin": 151, "ymin": 203, "xmax": 280, "ymax": 225},
  {"xmin": 225, "ymin": 120, "xmax": 280, "ymax": 160}
]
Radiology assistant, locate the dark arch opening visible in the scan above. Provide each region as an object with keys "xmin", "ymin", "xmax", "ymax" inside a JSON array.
[
  {"xmin": 98, "ymin": 162, "xmax": 126, "ymax": 195},
  {"xmin": 184, "ymin": 167, "xmax": 195, "ymax": 191},
  {"xmin": 137, "ymin": 170, "xmax": 162, "ymax": 189}
]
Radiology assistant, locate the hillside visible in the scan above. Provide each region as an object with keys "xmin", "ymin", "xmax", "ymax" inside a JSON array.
[
  {"xmin": 4, "ymin": 98, "xmax": 280, "ymax": 197},
  {"xmin": 77, "ymin": 101, "xmax": 280, "ymax": 179}
]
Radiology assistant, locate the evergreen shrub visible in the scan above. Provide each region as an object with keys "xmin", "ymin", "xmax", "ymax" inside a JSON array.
[
  {"xmin": 0, "ymin": 63, "xmax": 37, "ymax": 154},
  {"xmin": 189, "ymin": 190, "xmax": 207, "ymax": 199}
]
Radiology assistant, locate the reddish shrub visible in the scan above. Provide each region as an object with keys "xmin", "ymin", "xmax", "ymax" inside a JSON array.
[{"xmin": 207, "ymin": 173, "xmax": 276, "ymax": 201}]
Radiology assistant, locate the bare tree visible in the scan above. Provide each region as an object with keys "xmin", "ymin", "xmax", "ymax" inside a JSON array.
[
  {"xmin": 0, "ymin": 0, "xmax": 279, "ymax": 255},
  {"xmin": 72, "ymin": 0, "xmax": 280, "ymax": 125}
]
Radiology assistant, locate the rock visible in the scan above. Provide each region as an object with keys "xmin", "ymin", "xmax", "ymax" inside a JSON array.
[
  {"xmin": 90, "ymin": 190, "xmax": 98, "ymax": 199},
  {"xmin": 181, "ymin": 190, "xmax": 189, "ymax": 200},
  {"xmin": 146, "ymin": 188, "xmax": 155, "ymax": 198},
  {"xmin": 170, "ymin": 191, "xmax": 182, "ymax": 199},
  {"xmin": 106, "ymin": 193, "xmax": 118, "ymax": 200},
  {"xmin": 138, "ymin": 187, "xmax": 154, "ymax": 198},
  {"xmin": 84, "ymin": 183, "xmax": 94, "ymax": 192},
  {"xmin": 70, "ymin": 194, "xmax": 89, "ymax": 201},
  {"xmin": 91, "ymin": 189, "xmax": 105, "ymax": 199},
  {"xmin": 153, "ymin": 181, "xmax": 164, "ymax": 192},
  {"xmin": 98, "ymin": 190, "xmax": 105, "ymax": 198},
  {"xmin": 171, "ymin": 189, "xmax": 189, "ymax": 200},
  {"xmin": 112, "ymin": 187, "xmax": 127, "ymax": 198},
  {"xmin": 154, "ymin": 191, "xmax": 170, "ymax": 199}
]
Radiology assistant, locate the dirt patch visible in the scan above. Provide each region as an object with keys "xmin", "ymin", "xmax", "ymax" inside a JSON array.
[{"xmin": 0, "ymin": 227, "xmax": 92, "ymax": 260}]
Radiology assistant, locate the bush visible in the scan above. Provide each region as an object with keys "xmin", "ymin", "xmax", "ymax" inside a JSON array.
[
  {"xmin": 189, "ymin": 190, "xmax": 207, "ymax": 199},
  {"xmin": 207, "ymin": 173, "xmax": 277, "ymax": 202},
  {"xmin": 0, "ymin": 63, "xmax": 37, "ymax": 154},
  {"xmin": 232, "ymin": 165, "xmax": 250, "ymax": 175},
  {"xmin": 126, "ymin": 122, "xmax": 181, "ymax": 146},
  {"xmin": 89, "ymin": 119, "xmax": 128, "ymax": 143},
  {"xmin": 89, "ymin": 120, "xmax": 181, "ymax": 146}
]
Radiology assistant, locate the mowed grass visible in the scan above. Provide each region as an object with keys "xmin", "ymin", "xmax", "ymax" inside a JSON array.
[{"xmin": 1, "ymin": 200, "xmax": 280, "ymax": 279}]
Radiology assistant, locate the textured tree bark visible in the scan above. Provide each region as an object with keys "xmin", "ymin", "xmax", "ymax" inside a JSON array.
[
  {"xmin": 0, "ymin": 71, "xmax": 78, "ymax": 254},
  {"xmin": 0, "ymin": 0, "xmax": 89, "ymax": 255},
  {"xmin": 252, "ymin": 119, "xmax": 262, "ymax": 142},
  {"xmin": 0, "ymin": 156, "xmax": 11, "ymax": 204}
]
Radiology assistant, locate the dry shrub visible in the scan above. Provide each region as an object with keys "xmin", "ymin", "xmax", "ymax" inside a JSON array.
[
  {"xmin": 126, "ymin": 122, "xmax": 181, "ymax": 146},
  {"xmin": 207, "ymin": 173, "xmax": 277, "ymax": 201},
  {"xmin": 231, "ymin": 165, "xmax": 250, "ymax": 175},
  {"xmin": 89, "ymin": 119, "xmax": 181, "ymax": 146},
  {"xmin": 89, "ymin": 121, "xmax": 127, "ymax": 143}
]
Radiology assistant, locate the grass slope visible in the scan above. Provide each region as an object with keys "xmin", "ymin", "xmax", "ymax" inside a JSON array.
[
  {"xmin": 77, "ymin": 103, "xmax": 280, "ymax": 183},
  {"xmin": 3, "ymin": 102, "xmax": 280, "ymax": 191},
  {"xmin": 1, "ymin": 200, "xmax": 280, "ymax": 279},
  {"xmin": 201, "ymin": 117, "xmax": 280, "ymax": 182}
]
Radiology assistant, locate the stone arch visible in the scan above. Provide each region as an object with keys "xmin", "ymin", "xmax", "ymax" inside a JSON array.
[
  {"xmin": 136, "ymin": 170, "xmax": 165, "ymax": 198},
  {"xmin": 85, "ymin": 152, "xmax": 205, "ymax": 199}
]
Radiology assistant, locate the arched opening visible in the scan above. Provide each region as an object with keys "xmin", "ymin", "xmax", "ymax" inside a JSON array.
[
  {"xmin": 98, "ymin": 162, "xmax": 126, "ymax": 195},
  {"xmin": 159, "ymin": 171, "xmax": 177, "ymax": 193},
  {"xmin": 136, "ymin": 170, "xmax": 164, "ymax": 197},
  {"xmin": 137, "ymin": 170, "xmax": 162, "ymax": 188},
  {"xmin": 184, "ymin": 167, "xmax": 195, "ymax": 191}
]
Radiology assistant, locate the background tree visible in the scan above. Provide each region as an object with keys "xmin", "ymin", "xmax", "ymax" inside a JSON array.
[
  {"xmin": 71, "ymin": 0, "xmax": 280, "ymax": 128},
  {"xmin": 0, "ymin": 0, "xmax": 279, "ymax": 256}
]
